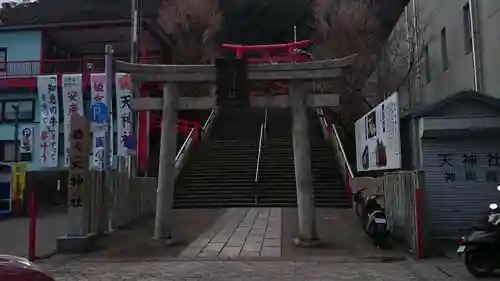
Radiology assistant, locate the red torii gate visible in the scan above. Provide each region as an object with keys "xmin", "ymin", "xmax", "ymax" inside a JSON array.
[
  {"xmin": 222, "ymin": 40, "xmax": 311, "ymax": 63},
  {"xmin": 222, "ymin": 40, "xmax": 311, "ymax": 95}
]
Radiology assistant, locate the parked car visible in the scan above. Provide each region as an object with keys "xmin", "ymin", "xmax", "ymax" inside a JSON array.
[{"xmin": 0, "ymin": 255, "xmax": 55, "ymax": 281}]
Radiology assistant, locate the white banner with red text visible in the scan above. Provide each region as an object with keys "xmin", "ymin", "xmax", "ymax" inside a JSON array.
[
  {"xmin": 62, "ymin": 74, "xmax": 85, "ymax": 167},
  {"xmin": 37, "ymin": 75, "xmax": 60, "ymax": 168}
]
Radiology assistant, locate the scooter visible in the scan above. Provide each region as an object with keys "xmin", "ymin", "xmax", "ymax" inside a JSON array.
[
  {"xmin": 458, "ymin": 186, "xmax": 500, "ymax": 278},
  {"xmin": 353, "ymin": 188, "xmax": 390, "ymax": 247}
]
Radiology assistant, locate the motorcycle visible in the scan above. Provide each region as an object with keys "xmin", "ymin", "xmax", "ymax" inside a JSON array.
[
  {"xmin": 353, "ymin": 188, "xmax": 390, "ymax": 247},
  {"xmin": 458, "ymin": 186, "xmax": 500, "ymax": 278}
]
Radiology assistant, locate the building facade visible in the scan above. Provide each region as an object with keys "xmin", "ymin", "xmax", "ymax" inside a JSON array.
[
  {"xmin": 366, "ymin": 0, "xmax": 500, "ymax": 239},
  {"xmin": 0, "ymin": 0, "xmax": 172, "ymax": 172}
]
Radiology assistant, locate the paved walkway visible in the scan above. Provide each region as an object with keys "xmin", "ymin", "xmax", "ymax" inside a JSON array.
[
  {"xmin": 0, "ymin": 211, "xmax": 67, "ymax": 258},
  {"xmin": 42, "ymin": 259, "xmax": 478, "ymax": 281},
  {"xmin": 179, "ymin": 208, "xmax": 282, "ymax": 258}
]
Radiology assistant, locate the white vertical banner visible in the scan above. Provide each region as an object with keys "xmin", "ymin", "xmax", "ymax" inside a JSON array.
[
  {"xmin": 62, "ymin": 74, "xmax": 84, "ymax": 167},
  {"xmin": 37, "ymin": 75, "xmax": 59, "ymax": 168},
  {"xmin": 115, "ymin": 73, "xmax": 133, "ymax": 157},
  {"xmin": 19, "ymin": 126, "xmax": 35, "ymax": 154},
  {"xmin": 90, "ymin": 73, "xmax": 114, "ymax": 170}
]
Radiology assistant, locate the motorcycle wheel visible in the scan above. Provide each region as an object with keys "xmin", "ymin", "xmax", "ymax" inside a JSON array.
[
  {"xmin": 368, "ymin": 223, "xmax": 388, "ymax": 248},
  {"xmin": 355, "ymin": 202, "xmax": 363, "ymax": 218},
  {"xmin": 464, "ymin": 249, "xmax": 494, "ymax": 278}
]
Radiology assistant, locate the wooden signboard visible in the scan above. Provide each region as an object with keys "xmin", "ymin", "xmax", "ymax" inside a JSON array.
[{"xmin": 67, "ymin": 115, "xmax": 91, "ymax": 209}]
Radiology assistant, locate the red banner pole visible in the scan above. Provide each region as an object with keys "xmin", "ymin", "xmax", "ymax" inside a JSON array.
[{"xmin": 28, "ymin": 188, "xmax": 36, "ymax": 261}]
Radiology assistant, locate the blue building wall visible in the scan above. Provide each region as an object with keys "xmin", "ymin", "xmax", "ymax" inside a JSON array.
[
  {"xmin": 0, "ymin": 30, "xmax": 42, "ymax": 61},
  {"xmin": 0, "ymin": 31, "xmax": 43, "ymax": 170},
  {"xmin": 0, "ymin": 31, "xmax": 42, "ymax": 77}
]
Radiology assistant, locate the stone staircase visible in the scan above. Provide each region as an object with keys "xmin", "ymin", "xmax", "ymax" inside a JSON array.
[
  {"xmin": 174, "ymin": 108, "xmax": 350, "ymax": 208},
  {"xmin": 256, "ymin": 109, "xmax": 350, "ymax": 207},
  {"xmin": 174, "ymin": 109, "xmax": 262, "ymax": 208}
]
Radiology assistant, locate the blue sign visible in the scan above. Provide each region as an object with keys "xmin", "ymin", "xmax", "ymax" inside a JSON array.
[
  {"xmin": 123, "ymin": 135, "xmax": 137, "ymax": 150},
  {"xmin": 21, "ymin": 128, "xmax": 32, "ymax": 137},
  {"xmin": 90, "ymin": 102, "xmax": 109, "ymax": 124}
]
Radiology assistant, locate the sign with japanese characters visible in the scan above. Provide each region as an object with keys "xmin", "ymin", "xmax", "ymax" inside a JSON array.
[
  {"xmin": 115, "ymin": 73, "xmax": 133, "ymax": 157},
  {"xmin": 67, "ymin": 115, "xmax": 90, "ymax": 209},
  {"xmin": 355, "ymin": 92, "xmax": 401, "ymax": 172},
  {"xmin": 37, "ymin": 75, "xmax": 60, "ymax": 168},
  {"xmin": 90, "ymin": 73, "xmax": 114, "ymax": 170},
  {"xmin": 437, "ymin": 152, "xmax": 500, "ymax": 184},
  {"xmin": 19, "ymin": 126, "xmax": 34, "ymax": 154},
  {"xmin": 62, "ymin": 74, "xmax": 84, "ymax": 167}
]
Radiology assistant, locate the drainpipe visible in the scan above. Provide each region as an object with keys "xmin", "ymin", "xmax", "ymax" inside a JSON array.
[
  {"xmin": 410, "ymin": 0, "xmax": 423, "ymax": 169},
  {"xmin": 468, "ymin": 0, "xmax": 483, "ymax": 92},
  {"xmin": 404, "ymin": 5, "xmax": 412, "ymax": 109},
  {"xmin": 411, "ymin": 0, "xmax": 420, "ymax": 103}
]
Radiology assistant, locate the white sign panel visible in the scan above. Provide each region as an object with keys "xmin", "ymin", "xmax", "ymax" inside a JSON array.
[
  {"xmin": 62, "ymin": 74, "xmax": 85, "ymax": 167},
  {"xmin": 37, "ymin": 75, "xmax": 60, "ymax": 168},
  {"xmin": 19, "ymin": 126, "xmax": 34, "ymax": 154},
  {"xmin": 115, "ymin": 73, "xmax": 133, "ymax": 157},
  {"xmin": 355, "ymin": 92, "xmax": 401, "ymax": 172},
  {"xmin": 90, "ymin": 73, "xmax": 114, "ymax": 170}
]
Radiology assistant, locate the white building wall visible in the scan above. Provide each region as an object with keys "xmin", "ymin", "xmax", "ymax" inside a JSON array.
[{"xmin": 374, "ymin": 0, "xmax": 500, "ymax": 109}]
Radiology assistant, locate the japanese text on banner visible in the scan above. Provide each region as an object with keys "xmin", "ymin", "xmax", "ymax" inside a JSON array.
[
  {"xmin": 37, "ymin": 75, "xmax": 59, "ymax": 168},
  {"xmin": 62, "ymin": 74, "xmax": 84, "ymax": 167},
  {"xmin": 115, "ymin": 73, "xmax": 133, "ymax": 156},
  {"xmin": 90, "ymin": 73, "xmax": 114, "ymax": 170}
]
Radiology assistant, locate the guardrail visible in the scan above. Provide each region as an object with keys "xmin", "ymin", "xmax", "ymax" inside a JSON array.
[
  {"xmin": 255, "ymin": 124, "xmax": 264, "ymax": 183},
  {"xmin": 175, "ymin": 109, "xmax": 217, "ymax": 176},
  {"xmin": 0, "ymin": 57, "xmax": 159, "ymax": 79},
  {"xmin": 316, "ymin": 108, "xmax": 354, "ymax": 198},
  {"xmin": 254, "ymin": 109, "xmax": 268, "ymax": 204}
]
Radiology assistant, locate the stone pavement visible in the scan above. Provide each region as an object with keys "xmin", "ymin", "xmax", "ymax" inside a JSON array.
[
  {"xmin": 41, "ymin": 259, "xmax": 480, "ymax": 281},
  {"xmin": 179, "ymin": 208, "xmax": 282, "ymax": 258},
  {"xmin": 38, "ymin": 207, "xmax": 482, "ymax": 280},
  {"xmin": 0, "ymin": 210, "xmax": 67, "ymax": 258}
]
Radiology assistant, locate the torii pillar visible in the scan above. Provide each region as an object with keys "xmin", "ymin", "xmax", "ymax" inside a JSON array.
[{"xmin": 115, "ymin": 55, "xmax": 356, "ymax": 245}]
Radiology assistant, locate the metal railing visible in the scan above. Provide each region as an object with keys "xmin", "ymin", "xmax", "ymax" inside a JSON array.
[
  {"xmin": 0, "ymin": 56, "xmax": 159, "ymax": 79},
  {"xmin": 255, "ymin": 124, "xmax": 265, "ymax": 183},
  {"xmin": 316, "ymin": 108, "xmax": 354, "ymax": 182},
  {"xmin": 254, "ymin": 109, "xmax": 268, "ymax": 200},
  {"xmin": 174, "ymin": 109, "xmax": 217, "ymax": 175},
  {"xmin": 202, "ymin": 109, "xmax": 218, "ymax": 136}
]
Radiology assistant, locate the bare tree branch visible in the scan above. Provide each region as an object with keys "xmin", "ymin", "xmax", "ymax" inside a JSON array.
[
  {"xmin": 158, "ymin": 0, "xmax": 223, "ymax": 65},
  {"xmin": 311, "ymin": 0, "xmax": 385, "ymax": 130}
]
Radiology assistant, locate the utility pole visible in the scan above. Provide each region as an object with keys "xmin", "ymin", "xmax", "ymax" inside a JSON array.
[
  {"xmin": 104, "ymin": 44, "xmax": 114, "ymax": 232},
  {"xmin": 12, "ymin": 104, "xmax": 19, "ymax": 162},
  {"xmin": 131, "ymin": 0, "xmax": 139, "ymax": 64},
  {"xmin": 130, "ymin": 0, "xmax": 140, "ymax": 176},
  {"xmin": 13, "ymin": 104, "xmax": 20, "ymax": 213}
]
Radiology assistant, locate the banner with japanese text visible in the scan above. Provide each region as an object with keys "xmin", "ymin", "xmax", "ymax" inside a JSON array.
[
  {"xmin": 62, "ymin": 74, "xmax": 85, "ymax": 167},
  {"xmin": 115, "ymin": 73, "xmax": 133, "ymax": 157},
  {"xmin": 90, "ymin": 73, "xmax": 114, "ymax": 170},
  {"xmin": 37, "ymin": 75, "xmax": 59, "ymax": 168}
]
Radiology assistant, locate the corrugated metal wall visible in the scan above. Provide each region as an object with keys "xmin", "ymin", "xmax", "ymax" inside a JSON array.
[{"xmin": 422, "ymin": 138, "xmax": 500, "ymax": 239}]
